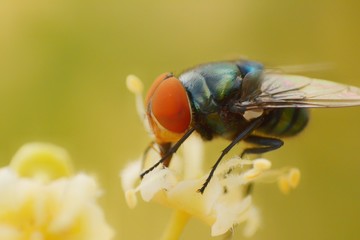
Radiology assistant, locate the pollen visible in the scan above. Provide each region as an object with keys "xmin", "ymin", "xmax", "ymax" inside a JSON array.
[
  {"xmin": 242, "ymin": 158, "xmax": 273, "ymax": 181},
  {"xmin": 126, "ymin": 74, "xmax": 144, "ymax": 94},
  {"xmin": 288, "ymin": 168, "xmax": 301, "ymax": 188},
  {"xmin": 277, "ymin": 168, "xmax": 301, "ymax": 194},
  {"xmin": 278, "ymin": 175, "xmax": 291, "ymax": 194},
  {"xmin": 253, "ymin": 158, "xmax": 272, "ymax": 171},
  {"xmin": 244, "ymin": 169, "xmax": 261, "ymax": 181}
]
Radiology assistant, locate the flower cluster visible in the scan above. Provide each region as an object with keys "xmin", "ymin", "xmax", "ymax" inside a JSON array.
[
  {"xmin": 0, "ymin": 143, "xmax": 114, "ymax": 240},
  {"xmin": 121, "ymin": 135, "xmax": 300, "ymax": 237}
]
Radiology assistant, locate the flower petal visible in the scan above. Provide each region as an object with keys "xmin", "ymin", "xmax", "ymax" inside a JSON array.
[
  {"xmin": 211, "ymin": 196, "xmax": 252, "ymax": 236},
  {"xmin": 139, "ymin": 168, "xmax": 177, "ymax": 202}
]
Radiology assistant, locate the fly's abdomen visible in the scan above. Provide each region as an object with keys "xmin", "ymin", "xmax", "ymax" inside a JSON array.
[{"xmin": 259, "ymin": 108, "xmax": 309, "ymax": 137}]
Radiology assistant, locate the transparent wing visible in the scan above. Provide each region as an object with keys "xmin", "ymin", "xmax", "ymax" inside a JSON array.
[{"xmin": 236, "ymin": 73, "xmax": 360, "ymax": 110}]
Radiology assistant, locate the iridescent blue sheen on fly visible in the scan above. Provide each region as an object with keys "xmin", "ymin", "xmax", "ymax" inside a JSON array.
[
  {"xmin": 179, "ymin": 60, "xmax": 308, "ymax": 140},
  {"xmin": 142, "ymin": 59, "xmax": 360, "ymax": 193}
]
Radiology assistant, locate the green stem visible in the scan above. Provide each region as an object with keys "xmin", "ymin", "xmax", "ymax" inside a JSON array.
[{"xmin": 161, "ymin": 210, "xmax": 190, "ymax": 240}]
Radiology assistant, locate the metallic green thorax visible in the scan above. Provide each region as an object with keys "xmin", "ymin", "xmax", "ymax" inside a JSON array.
[
  {"xmin": 179, "ymin": 62, "xmax": 245, "ymax": 140},
  {"xmin": 178, "ymin": 61, "xmax": 309, "ymax": 141},
  {"xmin": 179, "ymin": 62, "xmax": 241, "ymax": 112}
]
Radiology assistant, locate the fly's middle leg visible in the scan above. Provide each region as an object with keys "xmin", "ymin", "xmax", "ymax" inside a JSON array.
[{"xmin": 241, "ymin": 135, "xmax": 284, "ymax": 158}]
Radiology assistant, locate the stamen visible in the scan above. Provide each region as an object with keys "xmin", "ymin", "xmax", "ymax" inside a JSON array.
[
  {"xmin": 253, "ymin": 159, "xmax": 272, "ymax": 171},
  {"xmin": 216, "ymin": 157, "xmax": 253, "ymax": 175},
  {"xmin": 126, "ymin": 74, "xmax": 150, "ymax": 132},
  {"xmin": 288, "ymin": 168, "xmax": 301, "ymax": 188},
  {"xmin": 278, "ymin": 175, "xmax": 290, "ymax": 194},
  {"xmin": 126, "ymin": 74, "xmax": 143, "ymax": 94},
  {"xmin": 243, "ymin": 169, "xmax": 261, "ymax": 181}
]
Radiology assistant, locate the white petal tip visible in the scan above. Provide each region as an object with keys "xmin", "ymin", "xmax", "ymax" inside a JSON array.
[
  {"xmin": 125, "ymin": 189, "xmax": 138, "ymax": 209},
  {"xmin": 243, "ymin": 207, "xmax": 261, "ymax": 237},
  {"xmin": 211, "ymin": 225, "xmax": 229, "ymax": 237}
]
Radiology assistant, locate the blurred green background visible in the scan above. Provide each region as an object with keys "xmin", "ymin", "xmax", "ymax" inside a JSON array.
[{"xmin": 1, "ymin": 0, "xmax": 360, "ymax": 239}]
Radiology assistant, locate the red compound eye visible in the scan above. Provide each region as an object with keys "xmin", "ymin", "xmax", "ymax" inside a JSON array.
[
  {"xmin": 145, "ymin": 73, "xmax": 169, "ymax": 107},
  {"xmin": 146, "ymin": 73, "xmax": 191, "ymax": 135}
]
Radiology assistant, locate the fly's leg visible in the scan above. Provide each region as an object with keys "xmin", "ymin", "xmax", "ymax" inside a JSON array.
[
  {"xmin": 237, "ymin": 136, "xmax": 283, "ymax": 197},
  {"xmin": 141, "ymin": 141, "xmax": 173, "ymax": 171},
  {"xmin": 158, "ymin": 142, "xmax": 172, "ymax": 167},
  {"xmin": 141, "ymin": 141, "xmax": 156, "ymax": 171},
  {"xmin": 140, "ymin": 128, "xmax": 196, "ymax": 179},
  {"xmin": 198, "ymin": 117, "xmax": 264, "ymax": 194},
  {"xmin": 241, "ymin": 135, "xmax": 284, "ymax": 158}
]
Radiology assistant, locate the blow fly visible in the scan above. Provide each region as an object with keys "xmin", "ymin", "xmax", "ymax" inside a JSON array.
[{"xmin": 140, "ymin": 60, "xmax": 360, "ymax": 193}]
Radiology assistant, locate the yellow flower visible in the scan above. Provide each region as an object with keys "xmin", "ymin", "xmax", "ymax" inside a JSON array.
[
  {"xmin": 0, "ymin": 143, "xmax": 114, "ymax": 240},
  {"xmin": 122, "ymin": 74, "xmax": 301, "ymax": 239}
]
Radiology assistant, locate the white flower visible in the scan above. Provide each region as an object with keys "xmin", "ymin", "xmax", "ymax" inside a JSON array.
[
  {"xmin": 0, "ymin": 143, "xmax": 114, "ymax": 240},
  {"xmin": 121, "ymin": 135, "xmax": 300, "ymax": 237}
]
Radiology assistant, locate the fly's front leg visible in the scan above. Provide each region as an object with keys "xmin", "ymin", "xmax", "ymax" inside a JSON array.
[
  {"xmin": 141, "ymin": 141, "xmax": 156, "ymax": 171},
  {"xmin": 140, "ymin": 128, "xmax": 196, "ymax": 179}
]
